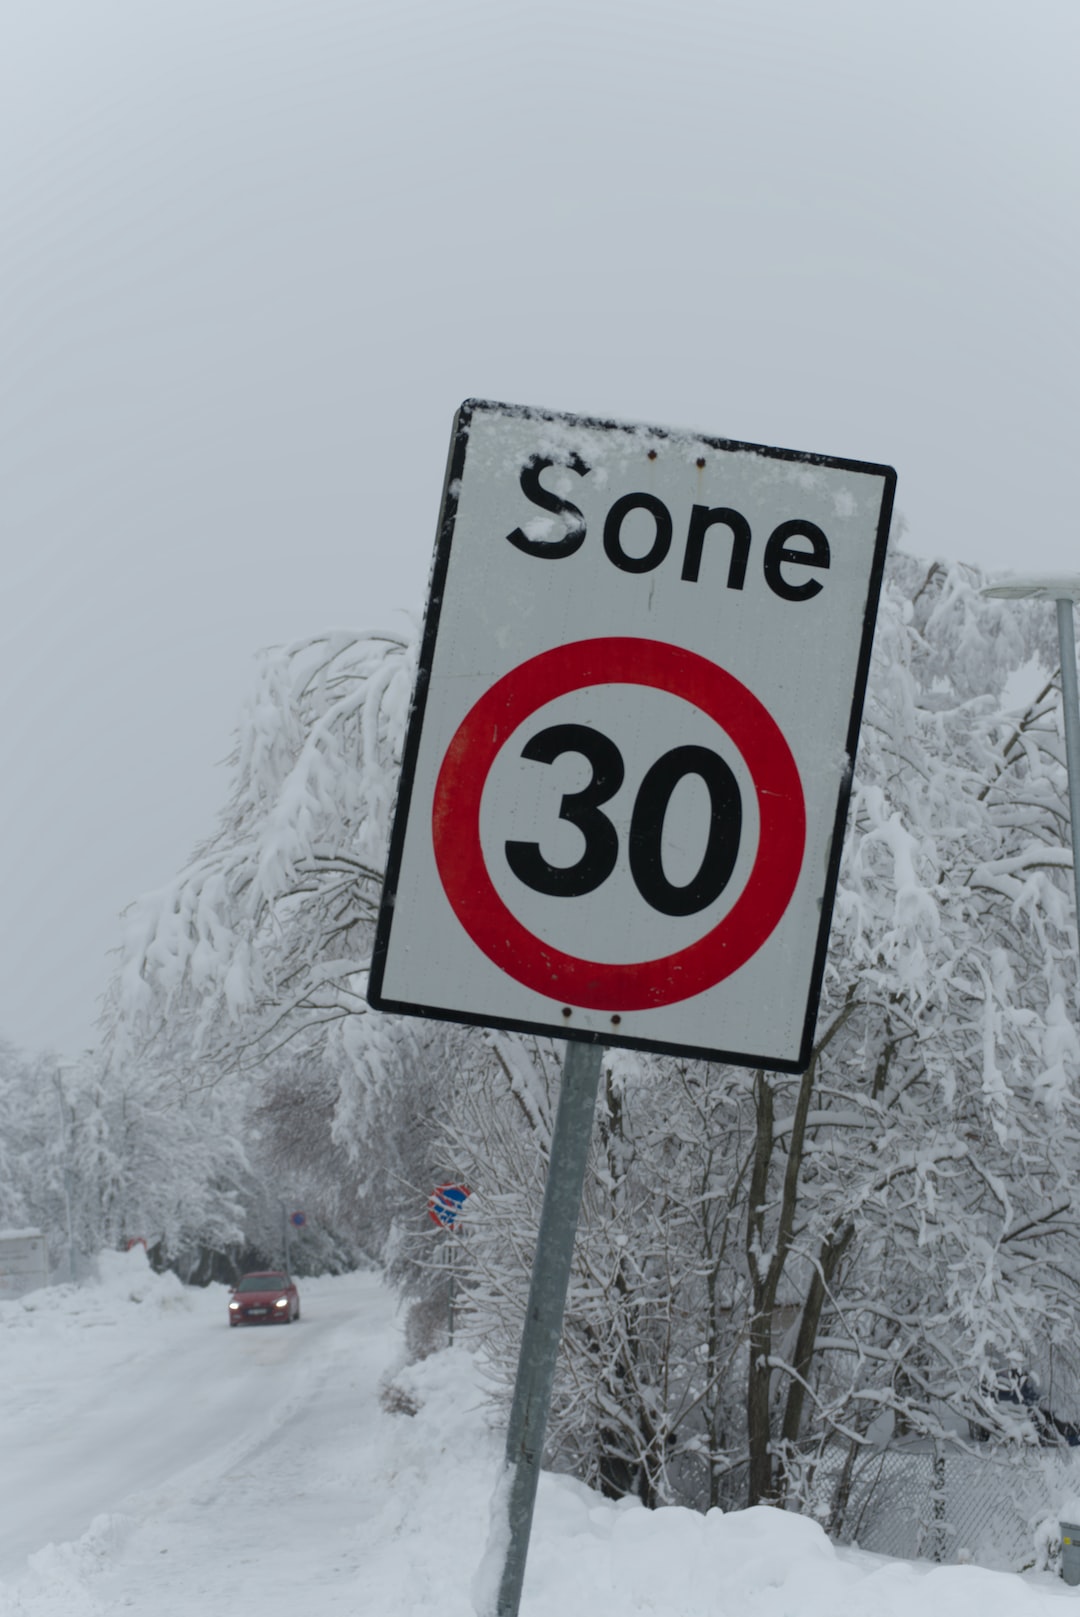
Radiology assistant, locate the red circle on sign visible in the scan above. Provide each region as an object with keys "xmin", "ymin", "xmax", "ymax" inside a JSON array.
[{"xmin": 431, "ymin": 638, "xmax": 805, "ymax": 1012}]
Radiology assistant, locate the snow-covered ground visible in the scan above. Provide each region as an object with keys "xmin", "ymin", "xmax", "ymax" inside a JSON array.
[{"xmin": 0, "ymin": 1250, "xmax": 1075, "ymax": 1616}]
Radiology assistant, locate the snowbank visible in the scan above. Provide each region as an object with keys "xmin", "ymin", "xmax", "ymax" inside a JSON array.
[{"xmin": 0, "ymin": 1259, "xmax": 1075, "ymax": 1615}]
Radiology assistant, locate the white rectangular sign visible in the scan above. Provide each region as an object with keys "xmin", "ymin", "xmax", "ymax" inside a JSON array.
[{"xmin": 369, "ymin": 400, "xmax": 894, "ymax": 1071}]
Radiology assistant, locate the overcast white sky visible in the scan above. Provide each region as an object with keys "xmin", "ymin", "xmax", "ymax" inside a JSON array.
[{"xmin": 2, "ymin": 0, "xmax": 1078, "ymax": 1058}]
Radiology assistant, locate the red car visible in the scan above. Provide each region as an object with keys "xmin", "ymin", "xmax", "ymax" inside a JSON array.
[{"xmin": 228, "ymin": 1271, "xmax": 300, "ymax": 1326}]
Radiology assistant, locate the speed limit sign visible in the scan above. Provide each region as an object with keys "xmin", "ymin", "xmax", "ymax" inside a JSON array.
[{"xmin": 368, "ymin": 400, "xmax": 894, "ymax": 1071}]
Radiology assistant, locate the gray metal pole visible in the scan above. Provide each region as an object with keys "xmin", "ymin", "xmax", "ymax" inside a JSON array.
[
  {"xmin": 1056, "ymin": 597, "xmax": 1080, "ymax": 935},
  {"xmin": 492, "ymin": 1038, "xmax": 605, "ymax": 1617}
]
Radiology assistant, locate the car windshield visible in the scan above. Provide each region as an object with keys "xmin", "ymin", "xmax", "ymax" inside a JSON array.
[{"xmin": 236, "ymin": 1275, "xmax": 287, "ymax": 1292}]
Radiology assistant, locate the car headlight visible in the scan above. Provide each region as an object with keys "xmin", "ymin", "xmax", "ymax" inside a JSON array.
[
  {"xmin": 275, "ymin": 1297, "xmax": 288, "ymax": 1308},
  {"xmin": 229, "ymin": 1301, "xmax": 239, "ymax": 1310}
]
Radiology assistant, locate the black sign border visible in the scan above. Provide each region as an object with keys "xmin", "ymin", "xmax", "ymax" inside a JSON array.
[{"xmin": 367, "ymin": 398, "xmax": 896, "ymax": 1074}]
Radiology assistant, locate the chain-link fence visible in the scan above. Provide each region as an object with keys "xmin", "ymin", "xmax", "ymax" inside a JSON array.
[{"xmin": 794, "ymin": 1438, "xmax": 1075, "ymax": 1570}]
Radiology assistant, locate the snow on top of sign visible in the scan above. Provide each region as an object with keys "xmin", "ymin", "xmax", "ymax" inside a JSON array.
[
  {"xmin": 459, "ymin": 399, "xmax": 878, "ymax": 486},
  {"xmin": 466, "ymin": 404, "xmax": 670, "ymax": 482}
]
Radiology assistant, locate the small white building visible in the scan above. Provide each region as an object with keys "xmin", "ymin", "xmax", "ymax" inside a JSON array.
[{"xmin": 0, "ymin": 1229, "xmax": 49, "ymax": 1299}]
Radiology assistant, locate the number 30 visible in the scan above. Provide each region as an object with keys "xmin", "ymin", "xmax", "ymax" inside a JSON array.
[{"xmin": 504, "ymin": 723, "xmax": 742, "ymax": 918}]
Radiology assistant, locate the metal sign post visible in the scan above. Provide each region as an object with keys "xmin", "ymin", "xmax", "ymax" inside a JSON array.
[
  {"xmin": 490, "ymin": 1039, "xmax": 605, "ymax": 1617},
  {"xmin": 428, "ymin": 1183, "xmax": 471, "ymax": 1344}
]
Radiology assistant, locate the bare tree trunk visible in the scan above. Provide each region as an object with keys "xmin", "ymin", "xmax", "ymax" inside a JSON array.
[
  {"xmin": 743, "ymin": 1007, "xmax": 854, "ymax": 1506},
  {"xmin": 778, "ymin": 1221, "xmax": 855, "ymax": 1462},
  {"xmin": 825, "ymin": 1436, "xmax": 860, "ymax": 1539}
]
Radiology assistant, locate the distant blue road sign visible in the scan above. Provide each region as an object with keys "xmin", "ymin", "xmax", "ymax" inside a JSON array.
[
  {"xmin": 290, "ymin": 1211, "xmax": 306, "ymax": 1228},
  {"xmin": 428, "ymin": 1183, "xmax": 471, "ymax": 1230}
]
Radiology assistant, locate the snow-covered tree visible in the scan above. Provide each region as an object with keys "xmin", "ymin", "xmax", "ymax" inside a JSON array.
[
  {"xmin": 107, "ymin": 628, "xmax": 415, "ymax": 1075},
  {"xmin": 741, "ymin": 553, "xmax": 1080, "ymax": 1505},
  {"xmin": 92, "ymin": 628, "xmax": 435, "ymax": 1281},
  {"xmin": 99, "ymin": 553, "xmax": 1080, "ymax": 1519},
  {"xmin": 0, "ymin": 1039, "xmax": 40, "ymax": 1231}
]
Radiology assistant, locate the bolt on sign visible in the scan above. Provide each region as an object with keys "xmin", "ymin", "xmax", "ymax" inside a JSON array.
[{"xmin": 369, "ymin": 400, "xmax": 895, "ymax": 1073}]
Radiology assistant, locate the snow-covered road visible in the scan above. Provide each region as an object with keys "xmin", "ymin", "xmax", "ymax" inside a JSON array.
[
  {"xmin": 1, "ymin": 1256, "xmax": 427, "ymax": 1614},
  {"xmin": 2, "ymin": 1249, "xmax": 1076, "ymax": 1616},
  {"xmin": 2, "ymin": 1264, "xmax": 378, "ymax": 1576}
]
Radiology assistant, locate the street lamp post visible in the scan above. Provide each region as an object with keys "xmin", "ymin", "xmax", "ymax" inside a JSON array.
[{"xmin": 982, "ymin": 576, "xmax": 1080, "ymax": 936}]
